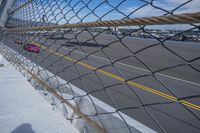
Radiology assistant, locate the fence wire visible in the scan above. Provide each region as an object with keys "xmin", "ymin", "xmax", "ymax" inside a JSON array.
[{"xmin": 1, "ymin": 0, "xmax": 200, "ymax": 133}]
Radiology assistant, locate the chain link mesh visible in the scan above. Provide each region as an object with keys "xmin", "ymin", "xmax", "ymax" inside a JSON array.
[{"xmin": 1, "ymin": 0, "xmax": 200, "ymax": 133}]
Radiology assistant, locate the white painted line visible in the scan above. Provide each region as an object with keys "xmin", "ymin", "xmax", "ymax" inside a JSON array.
[
  {"xmin": 29, "ymin": 40, "xmax": 200, "ymax": 86},
  {"xmin": 69, "ymin": 48, "xmax": 200, "ymax": 86},
  {"xmin": 156, "ymin": 73, "xmax": 200, "ymax": 86}
]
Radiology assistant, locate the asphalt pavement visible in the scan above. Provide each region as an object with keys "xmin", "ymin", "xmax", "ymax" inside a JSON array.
[{"xmin": 4, "ymin": 32, "xmax": 200, "ymax": 133}]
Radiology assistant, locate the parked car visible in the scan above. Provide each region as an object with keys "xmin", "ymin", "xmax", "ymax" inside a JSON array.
[
  {"xmin": 15, "ymin": 40, "xmax": 23, "ymax": 45},
  {"xmin": 23, "ymin": 43, "xmax": 40, "ymax": 53}
]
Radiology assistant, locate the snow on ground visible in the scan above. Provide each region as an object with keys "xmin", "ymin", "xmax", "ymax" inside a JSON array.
[{"xmin": 0, "ymin": 55, "xmax": 79, "ymax": 133}]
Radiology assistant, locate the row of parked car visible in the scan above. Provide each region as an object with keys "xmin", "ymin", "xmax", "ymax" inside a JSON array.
[{"xmin": 15, "ymin": 40, "xmax": 40, "ymax": 53}]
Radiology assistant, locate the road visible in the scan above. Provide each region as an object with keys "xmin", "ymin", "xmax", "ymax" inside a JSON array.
[{"xmin": 4, "ymin": 31, "xmax": 200, "ymax": 133}]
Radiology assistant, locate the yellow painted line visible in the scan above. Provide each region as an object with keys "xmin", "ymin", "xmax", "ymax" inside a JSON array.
[
  {"xmin": 127, "ymin": 81, "xmax": 177, "ymax": 101},
  {"xmin": 35, "ymin": 42, "xmax": 200, "ymax": 111}
]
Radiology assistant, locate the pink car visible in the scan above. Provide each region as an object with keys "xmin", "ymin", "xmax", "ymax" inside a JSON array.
[{"xmin": 23, "ymin": 44, "xmax": 40, "ymax": 53}]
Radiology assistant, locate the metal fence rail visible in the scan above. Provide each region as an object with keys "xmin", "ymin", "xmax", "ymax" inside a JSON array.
[{"xmin": 1, "ymin": 0, "xmax": 200, "ymax": 133}]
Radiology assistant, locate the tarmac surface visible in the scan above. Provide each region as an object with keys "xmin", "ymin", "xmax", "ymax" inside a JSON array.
[{"xmin": 4, "ymin": 32, "xmax": 200, "ymax": 133}]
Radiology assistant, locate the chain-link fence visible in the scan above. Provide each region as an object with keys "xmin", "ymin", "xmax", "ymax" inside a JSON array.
[{"xmin": 1, "ymin": 0, "xmax": 200, "ymax": 133}]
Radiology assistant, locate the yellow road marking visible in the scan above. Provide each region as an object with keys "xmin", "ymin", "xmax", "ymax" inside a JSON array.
[{"xmin": 35, "ymin": 42, "xmax": 200, "ymax": 111}]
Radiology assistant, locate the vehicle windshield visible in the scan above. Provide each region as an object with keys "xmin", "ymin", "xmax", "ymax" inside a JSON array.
[{"xmin": 28, "ymin": 44, "xmax": 38, "ymax": 47}]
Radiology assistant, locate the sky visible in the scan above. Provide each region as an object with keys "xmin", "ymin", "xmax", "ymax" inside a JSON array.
[{"xmin": 13, "ymin": 0, "xmax": 200, "ymax": 30}]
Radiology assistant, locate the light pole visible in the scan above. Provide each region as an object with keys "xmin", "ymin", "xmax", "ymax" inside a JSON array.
[{"xmin": 0, "ymin": 0, "xmax": 15, "ymax": 28}]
